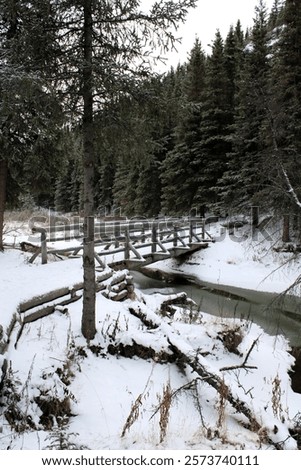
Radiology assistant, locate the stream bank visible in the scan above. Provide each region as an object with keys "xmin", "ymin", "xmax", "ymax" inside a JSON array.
[
  {"xmin": 133, "ymin": 265, "xmax": 301, "ymax": 344},
  {"xmin": 131, "ymin": 266, "xmax": 301, "ymax": 392}
]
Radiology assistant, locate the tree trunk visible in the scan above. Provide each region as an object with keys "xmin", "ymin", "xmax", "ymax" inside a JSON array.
[
  {"xmin": 81, "ymin": 0, "xmax": 96, "ymax": 340},
  {"xmin": 0, "ymin": 159, "xmax": 8, "ymax": 251}
]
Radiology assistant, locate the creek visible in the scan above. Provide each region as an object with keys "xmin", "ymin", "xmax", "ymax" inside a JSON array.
[{"xmin": 131, "ymin": 269, "xmax": 301, "ymax": 347}]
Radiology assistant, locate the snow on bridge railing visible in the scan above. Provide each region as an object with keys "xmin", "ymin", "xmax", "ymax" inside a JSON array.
[{"xmin": 26, "ymin": 216, "xmax": 210, "ymax": 265}]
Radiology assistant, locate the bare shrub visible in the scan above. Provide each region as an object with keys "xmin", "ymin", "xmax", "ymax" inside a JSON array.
[{"xmin": 44, "ymin": 416, "xmax": 89, "ymax": 450}]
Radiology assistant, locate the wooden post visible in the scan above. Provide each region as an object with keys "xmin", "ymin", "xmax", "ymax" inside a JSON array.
[
  {"xmin": 152, "ymin": 223, "xmax": 157, "ymax": 253},
  {"xmin": 124, "ymin": 227, "xmax": 130, "ymax": 259},
  {"xmin": 173, "ymin": 225, "xmax": 178, "ymax": 247},
  {"xmin": 189, "ymin": 219, "xmax": 193, "ymax": 243},
  {"xmin": 32, "ymin": 227, "xmax": 47, "ymax": 264},
  {"xmin": 41, "ymin": 229, "xmax": 47, "ymax": 264},
  {"xmin": 141, "ymin": 224, "xmax": 145, "ymax": 244}
]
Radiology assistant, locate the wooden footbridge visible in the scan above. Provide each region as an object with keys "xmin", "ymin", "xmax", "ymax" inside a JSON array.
[{"xmin": 27, "ymin": 216, "xmax": 214, "ymax": 269}]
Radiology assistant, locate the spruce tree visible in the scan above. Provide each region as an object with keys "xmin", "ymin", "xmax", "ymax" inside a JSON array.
[
  {"xmin": 0, "ymin": 0, "xmax": 64, "ymax": 249},
  {"xmin": 269, "ymin": 0, "xmax": 285, "ymax": 29},
  {"xmin": 217, "ymin": 1, "xmax": 270, "ymax": 214},
  {"xmin": 1, "ymin": 0, "xmax": 198, "ymax": 337},
  {"xmin": 192, "ymin": 31, "xmax": 232, "ymax": 214},
  {"xmin": 264, "ymin": 0, "xmax": 301, "ymax": 215},
  {"xmin": 161, "ymin": 39, "xmax": 206, "ymax": 215},
  {"xmin": 42, "ymin": 0, "xmax": 198, "ymax": 339}
]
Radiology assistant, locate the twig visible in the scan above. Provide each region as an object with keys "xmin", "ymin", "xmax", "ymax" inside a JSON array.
[
  {"xmin": 149, "ymin": 377, "xmax": 208, "ymax": 420},
  {"xmin": 220, "ymin": 338, "xmax": 259, "ymax": 372},
  {"xmin": 257, "ymin": 253, "xmax": 297, "ymax": 287}
]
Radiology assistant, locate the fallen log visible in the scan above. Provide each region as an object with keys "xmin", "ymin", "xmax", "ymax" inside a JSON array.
[
  {"xmin": 19, "ymin": 287, "xmax": 71, "ymax": 313},
  {"xmin": 127, "ymin": 305, "xmax": 292, "ymax": 449},
  {"xmin": 160, "ymin": 292, "xmax": 191, "ymax": 306},
  {"xmin": 18, "ymin": 272, "xmax": 113, "ymax": 315}
]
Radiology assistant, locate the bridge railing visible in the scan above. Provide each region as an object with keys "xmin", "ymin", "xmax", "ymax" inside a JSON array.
[{"xmin": 27, "ymin": 217, "xmax": 212, "ymax": 264}]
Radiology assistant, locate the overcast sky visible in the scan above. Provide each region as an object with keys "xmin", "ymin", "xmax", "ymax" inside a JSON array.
[{"xmin": 161, "ymin": 0, "xmax": 275, "ymax": 69}]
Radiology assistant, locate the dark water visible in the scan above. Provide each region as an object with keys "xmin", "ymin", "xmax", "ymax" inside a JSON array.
[{"xmin": 131, "ymin": 270, "xmax": 301, "ymax": 347}]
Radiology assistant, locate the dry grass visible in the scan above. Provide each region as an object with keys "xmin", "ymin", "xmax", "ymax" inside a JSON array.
[
  {"xmin": 121, "ymin": 392, "xmax": 144, "ymax": 438},
  {"xmin": 158, "ymin": 381, "xmax": 172, "ymax": 443},
  {"xmin": 121, "ymin": 369, "xmax": 154, "ymax": 438},
  {"xmin": 271, "ymin": 373, "xmax": 283, "ymax": 420}
]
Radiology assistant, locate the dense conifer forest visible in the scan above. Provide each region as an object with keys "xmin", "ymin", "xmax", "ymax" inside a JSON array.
[{"xmin": 1, "ymin": 1, "xmax": 301, "ymax": 222}]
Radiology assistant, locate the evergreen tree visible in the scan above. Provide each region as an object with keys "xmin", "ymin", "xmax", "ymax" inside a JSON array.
[
  {"xmin": 268, "ymin": 0, "xmax": 285, "ymax": 29},
  {"xmin": 108, "ymin": 82, "xmax": 164, "ymax": 217},
  {"xmin": 0, "ymin": 0, "xmax": 64, "ymax": 249},
  {"xmin": 105, "ymin": 73, "xmax": 176, "ymax": 218},
  {"xmin": 217, "ymin": 1, "xmax": 271, "ymax": 214},
  {"xmin": 161, "ymin": 39, "xmax": 206, "ymax": 215},
  {"xmin": 54, "ymin": 132, "xmax": 83, "ymax": 213},
  {"xmin": 135, "ymin": 159, "xmax": 162, "ymax": 217},
  {"xmin": 263, "ymin": 0, "xmax": 301, "ymax": 215},
  {"xmin": 223, "ymin": 22, "xmax": 245, "ymax": 115},
  {"xmin": 49, "ymin": 0, "xmax": 198, "ymax": 339},
  {"xmin": 2, "ymin": 0, "xmax": 198, "ymax": 337},
  {"xmin": 192, "ymin": 31, "xmax": 232, "ymax": 213}
]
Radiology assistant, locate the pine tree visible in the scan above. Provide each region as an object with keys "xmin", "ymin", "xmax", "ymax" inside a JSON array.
[
  {"xmin": 108, "ymin": 79, "xmax": 164, "ymax": 217},
  {"xmin": 263, "ymin": 0, "xmax": 301, "ymax": 215},
  {"xmin": 192, "ymin": 31, "xmax": 232, "ymax": 213},
  {"xmin": 0, "ymin": 0, "xmax": 64, "ymax": 249},
  {"xmin": 136, "ymin": 159, "xmax": 162, "ymax": 217},
  {"xmin": 55, "ymin": 160, "xmax": 73, "ymax": 213},
  {"xmin": 43, "ymin": 0, "xmax": 198, "ymax": 339},
  {"xmin": 54, "ymin": 130, "xmax": 83, "ymax": 213},
  {"xmin": 223, "ymin": 22, "xmax": 245, "ymax": 115},
  {"xmin": 217, "ymin": 1, "xmax": 271, "ymax": 214},
  {"xmin": 161, "ymin": 39, "xmax": 206, "ymax": 215},
  {"xmin": 269, "ymin": 0, "xmax": 285, "ymax": 29},
  {"xmin": 1, "ymin": 0, "xmax": 199, "ymax": 336}
]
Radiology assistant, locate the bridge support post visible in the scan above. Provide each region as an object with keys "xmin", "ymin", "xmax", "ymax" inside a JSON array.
[
  {"xmin": 152, "ymin": 223, "xmax": 157, "ymax": 253},
  {"xmin": 31, "ymin": 227, "xmax": 48, "ymax": 264},
  {"xmin": 124, "ymin": 227, "xmax": 130, "ymax": 259},
  {"xmin": 141, "ymin": 224, "xmax": 146, "ymax": 243},
  {"xmin": 189, "ymin": 219, "xmax": 193, "ymax": 243},
  {"xmin": 173, "ymin": 225, "xmax": 178, "ymax": 247},
  {"xmin": 202, "ymin": 218, "xmax": 205, "ymax": 240}
]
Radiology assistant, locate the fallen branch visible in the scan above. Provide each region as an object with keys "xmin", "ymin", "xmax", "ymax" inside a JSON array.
[
  {"xmin": 149, "ymin": 377, "xmax": 207, "ymax": 421},
  {"xmin": 220, "ymin": 338, "xmax": 259, "ymax": 372}
]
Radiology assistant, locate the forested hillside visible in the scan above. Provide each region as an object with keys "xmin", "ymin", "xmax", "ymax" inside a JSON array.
[{"xmin": 2, "ymin": 0, "xmax": 301, "ymax": 223}]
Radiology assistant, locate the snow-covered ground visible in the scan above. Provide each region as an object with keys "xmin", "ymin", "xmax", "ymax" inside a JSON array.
[
  {"xmin": 1, "ymin": 215, "xmax": 301, "ymax": 450},
  {"xmin": 150, "ymin": 218, "xmax": 301, "ymax": 296}
]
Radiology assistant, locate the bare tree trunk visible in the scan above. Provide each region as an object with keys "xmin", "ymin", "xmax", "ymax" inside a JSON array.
[
  {"xmin": 0, "ymin": 159, "xmax": 7, "ymax": 251},
  {"xmin": 81, "ymin": 0, "xmax": 96, "ymax": 340}
]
